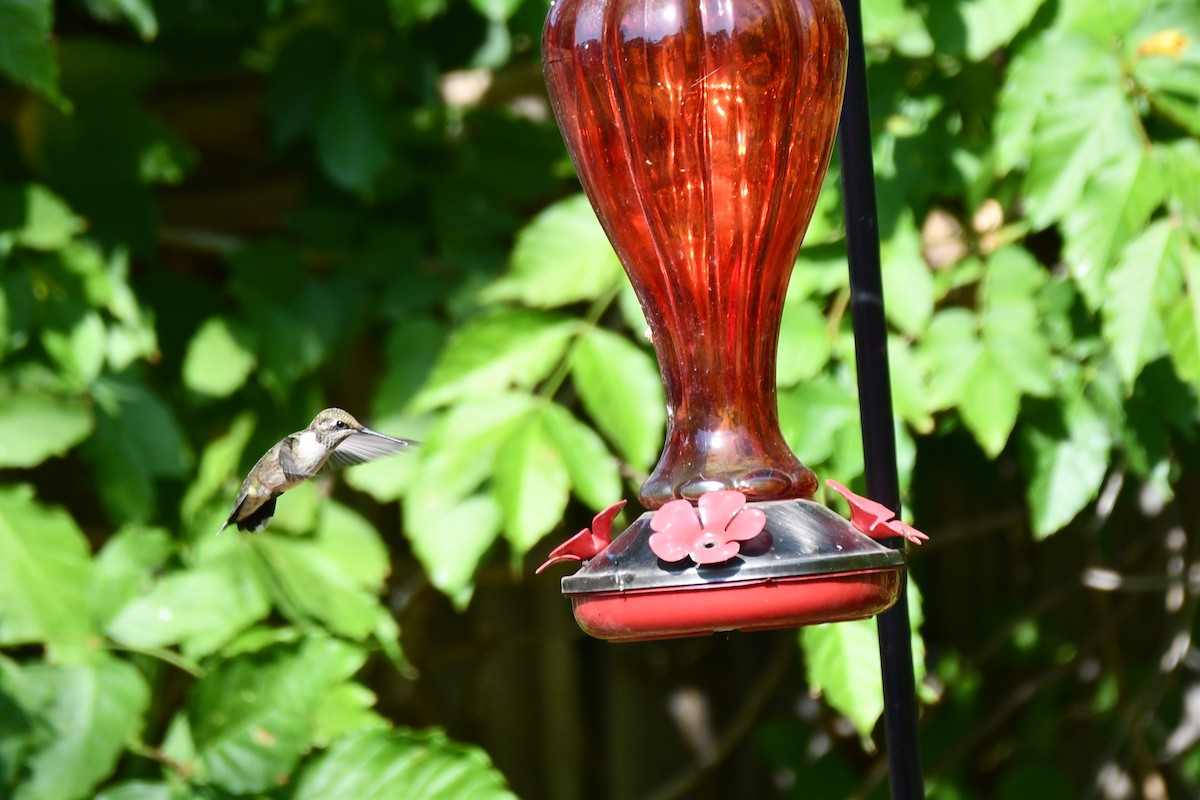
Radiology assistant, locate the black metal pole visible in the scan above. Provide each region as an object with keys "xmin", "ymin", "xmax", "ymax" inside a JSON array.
[{"xmin": 836, "ymin": 0, "xmax": 924, "ymax": 797}]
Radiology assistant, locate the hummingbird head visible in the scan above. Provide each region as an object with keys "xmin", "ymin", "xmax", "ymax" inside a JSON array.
[{"xmin": 308, "ymin": 407, "xmax": 365, "ymax": 447}]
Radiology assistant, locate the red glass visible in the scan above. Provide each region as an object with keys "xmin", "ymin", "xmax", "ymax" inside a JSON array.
[{"xmin": 544, "ymin": 0, "xmax": 847, "ymax": 508}]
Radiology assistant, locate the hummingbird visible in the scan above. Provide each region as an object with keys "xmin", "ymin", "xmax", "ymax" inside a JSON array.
[{"xmin": 217, "ymin": 408, "xmax": 417, "ymax": 535}]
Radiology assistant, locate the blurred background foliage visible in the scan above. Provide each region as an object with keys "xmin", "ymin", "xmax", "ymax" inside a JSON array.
[{"xmin": 0, "ymin": 0, "xmax": 1198, "ymax": 797}]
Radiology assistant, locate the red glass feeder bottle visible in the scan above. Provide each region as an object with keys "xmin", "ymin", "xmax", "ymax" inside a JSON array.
[{"xmin": 540, "ymin": 0, "xmax": 913, "ymax": 640}]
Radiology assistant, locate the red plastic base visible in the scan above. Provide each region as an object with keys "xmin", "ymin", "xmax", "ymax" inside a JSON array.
[{"xmin": 570, "ymin": 568, "xmax": 902, "ymax": 642}]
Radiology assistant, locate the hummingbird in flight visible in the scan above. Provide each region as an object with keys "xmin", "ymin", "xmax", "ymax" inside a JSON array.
[{"xmin": 217, "ymin": 408, "xmax": 417, "ymax": 535}]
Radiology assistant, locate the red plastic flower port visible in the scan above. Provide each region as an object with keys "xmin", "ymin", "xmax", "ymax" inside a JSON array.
[
  {"xmin": 536, "ymin": 500, "xmax": 627, "ymax": 574},
  {"xmin": 648, "ymin": 490, "xmax": 767, "ymax": 565},
  {"xmin": 826, "ymin": 479, "xmax": 928, "ymax": 545}
]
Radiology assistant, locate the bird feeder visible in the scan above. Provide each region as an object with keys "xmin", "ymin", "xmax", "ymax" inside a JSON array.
[{"xmin": 538, "ymin": 0, "xmax": 923, "ymax": 641}]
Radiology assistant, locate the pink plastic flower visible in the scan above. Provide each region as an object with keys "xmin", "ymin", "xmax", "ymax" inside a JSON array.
[
  {"xmin": 536, "ymin": 500, "xmax": 627, "ymax": 574},
  {"xmin": 648, "ymin": 490, "xmax": 766, "ymax": 565},
  {"xmin": 826, "ymin": 479, "xmax": 928, "ymax": 545}
]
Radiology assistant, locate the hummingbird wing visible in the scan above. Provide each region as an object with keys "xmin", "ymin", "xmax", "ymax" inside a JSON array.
[{"xmin": 326, "ymin": 429, "xmax": 418, "ymax": 468}]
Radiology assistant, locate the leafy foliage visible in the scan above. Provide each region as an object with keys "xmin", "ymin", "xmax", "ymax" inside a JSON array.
[{"xmin": 0, "ymin": 0, "xmax": 1198, "ymax": 797}]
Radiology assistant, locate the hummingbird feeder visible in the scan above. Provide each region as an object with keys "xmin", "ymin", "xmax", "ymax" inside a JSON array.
[{"xmin": 537, "ymin": 0, "xmax": 925, "ymax": 641}]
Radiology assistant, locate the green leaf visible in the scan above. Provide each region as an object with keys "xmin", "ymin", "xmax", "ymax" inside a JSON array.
[
  {"xmin": 13, "ymin": 656, "xmax": 149, "ymax": 800},
  {"xmin": 405, "ymin": 493, "xmax": 502, "ymax": 610},
  {"xmin": 190, "ymin": 636, "xmax": 367, "ymax": 793},
  {"xmin": 182, "ymin": 317, "xmax": 257, "ymax": 398},
  {"xmin": 880, "ymin": 213, "xmax": 935, "ymax": 337},
  {"xmin": 1102, "ymin": 220, "xmax": 1180, "ymax": 389},
  {"xmin": 996, "ymin": 32, "xmax": 1141, "ymax": 228},
  {"xmin": 373, "ymin": 317, "xmax": 447, "ymax": 417},
  {"xmin": 494, "ymin": 406, "xmax": 571, "ymax": 558},
  {"xmin": 180, "ymin": 412, "xmax": 257, "ymax": 524},
  {"xmin": 106, "ymin": 551, "xmax": 271, "ymax": 659},
  {"xmin": 87, "ymin": 376, "xmax": 191, "ymax": 522},
  {"xmin": 777, "ymin": 293, "xmax": 833, "ymax": 388},
  {"xmin": 294, "ymin": 729, "xmax": 516, "ymax": 800},
  {"xmin": 801, "ymin": 580, "xmax": 926, "ymax": 739},
  {"xmin": 312, "ymin": 682, "xmax": 386, "ymax": 747},
  {"xmin": 571, "ymin": 327, "xmax": 665, "ymax": 471},
  {"xmin": 888, "ymin": 336, "xmax": 933, "ymax": 434},
  {"xmin": 802, "ymin": 619, "xmax": 883, "ymax": 737},
  {"xmin": 959, "ymin": 348, "xmax": 1022, "ymax": 457},
  {"xmin": 316, "ymin": 65, "xmax": 391, "ymax": 197},
  {"xmin": 0, "ymin": 393, "xmax": 93, "ymax": 467},
  {"xmin": 1166, "ymin": 233, "xmax": 1200, "ymax": 385},
  {"xmin": 1130, "ymin": 4, "xmax": 1200, "ymax": 135},
  {"xmin": 1054, "ymin": 0, "xmax": 1144, "ymax": 39},
  {"xmin": 916, "ymin": 309, "xmax": 983, "ymax": 412},
  {"xmin": 981, "ymin": 247, "xmax": 1054, "ymax": 397},
  {"xmin": 467, "ymin": 0, "xmax": 521, "ymax": 22},
  {"xmin": 251, "ymin": 502, "xmax": 391, "ymax": 640},
  {"xmin": 861, "ymin": 0, "xmax": 932, "ymax": 56},
  {"xmin": 0, "ymin": 485, "xmax": 94, "ymax": 650},
  {"xmin": 402, "ymin": 393, "xmax": 531, "ymax": 601},
  {"xmin": 542, "ymin": 402, "xmax": 623, "ymax": 510},
  {"xmin": 409, "ymin": 393, "xmax": 538, "ymax": 509},
  {"xmin": 90, "ymin": 525, "xmax": 173, "ymax": 628},
  {"xmin": 1019, "ymin": 396, "xmax": 1112, "ymax": 538},
  {"xmin": 94, "ymin": 780, "xmax": 173, "ymax": 800},
  {"xmin": 0, "ymin": 0, "xmax": 66, "ymax": 107},
  {"xmin": 1061, "ymin": 148, "xmax": 1169, "ymax": 309},
  {"xmin": 42, "ymin": 308, "xmax": 106, "ymax": 388},
  {"xmin": 81, "ymin": 0, "xmax": 158, "ymax": 40},
  {"xmin": 778, "ymin": 375, "xmax": 860, "ymax": 467},
  {"xmin": 483, "ymin": 194, "xmax": 622, "ymax": 308},
  {"xmin": 949, "ymin": 0, "xmax": 1046, "ymax": 61},
  {"xmin": 0, "ymin": 183, "xmax": 84, "ymax": 249},
  {"xmin": 412, "ymin": 309, "xmax": 576, "ymax": 412}
]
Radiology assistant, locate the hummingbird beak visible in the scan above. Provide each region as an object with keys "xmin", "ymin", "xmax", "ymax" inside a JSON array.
[{"xmin": 325, "ymin": 428, "xmax": 419, "ymax": 468}]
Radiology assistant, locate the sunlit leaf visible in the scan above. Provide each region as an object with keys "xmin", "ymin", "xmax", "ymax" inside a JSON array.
[
  {"xmin": 880, "ymin": 213, "xmax": 934, "ymax": 337},
  {"xmin": 252, "ymin": 502, "xmax": 391, "ymax": 641},
  {"xmin": 1061, "ymin": 148, "xmax": 1169, "ymax": 309},
  {"xmin": 89, "ymin": 525, "xmax": 173, "ymax": 628},
  {"xmin": 1130, "ymin": 4, "xmax": 1200, "ymax": 135},
  {"xmin": 0, "ymin": 485, "xmax": 94, "ymax": 651},
  {"xmin": 180, "ymin": 412, "xmax": 257, "ymax": 524},
  {"xmin": 81, "ymin": 0, "xmax": 158, "ymax": 40},
  {"xmin": 1019, "ymin": 396, "xmax": 1112, "ymax": 538},
  {"xmin": 861, "ymin": 0, "xmax": 932, "ymax": 56},
  {"xmin": 106, "ymin": 551, "xmax": 271, "ymax": 659},
  {"xmin": 0, "ymin": 183, "xmax": 84, "ymax": 250},
  {"xmin": 801, "ymin": 580, "xmax": 926, "ymax": 739},
  {"xmin": 996, "ymin": 32, "xmax": 1141, "ymax": 227},
  {"xmin": 189, "ymin": 637, "xmax": 367, "ymax": 793},
  {"xmin": 916, "ymin": 309, "xmax": 983, "ymax": 412},
  {"xmin": 1102, "ymin": 220, "xmax": 1180, "ymax": 389},
  {"xmin": 0, "ymin": 393, "xmax": 93, "ymax": 468},
  {"xmin": 182, "ymin": 316, "xmax": 257, "ymax": 398},
  {"xmin": 571, "ymin": 328, "xmax": 665, "ymax": 471},
  {"xmin": 412, "ymin": 309, "xmax": 576, "ymax": 412},
  {"xmin": 405, "ymin": 493, "xmax": 501, "ymax": 610},
  {"xmin": 294, "ymin": 729, "xmax": 516, "ymax": 800},
  {"xmin": 494, "ymin": 406, "xmax": 570, "ymax": 558},
  {"xmin": 483, "ymin": 194, "xmax": 622, "ymax": 308},
  {"xmin": 11, "ymin": 656, "xmax": 149, "ymax": 800},
  {"xmin": 960, "ymin": 348, "xmax": 1021, "ymax": 457},
  {"xmin": 542, "ymin": 402, "xmax": 623, "ymax": 510},
  {"xmin": 777, "ymin": 294, "xmax": 834, "ymax": 388},
  {"xmin": 941, "ymin": 0, "xmax": 1046, "ymax": 61}
]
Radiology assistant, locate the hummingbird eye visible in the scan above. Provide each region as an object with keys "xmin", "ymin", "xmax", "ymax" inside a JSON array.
[{"xmin": 335, "ymin": 420, "xmax": 348, "ymax": 430}]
